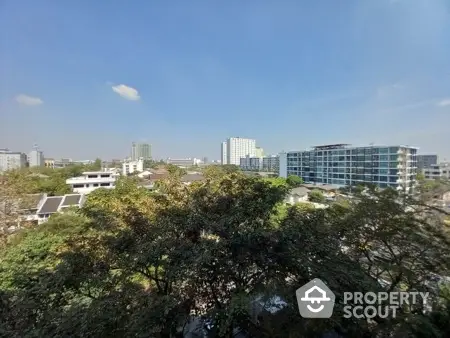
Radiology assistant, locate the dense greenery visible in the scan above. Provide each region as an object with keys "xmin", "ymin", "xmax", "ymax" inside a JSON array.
[
  {"xmin": 1, "ymin": 172, "xmax": 450, "ymax": 337},
  {"xmin": 308, "ymin": 189, "xmax": 326, "ymax": 203},
  {"xmin": 286, "ymin": 175, "xmax": 303, "ymax": 187}
]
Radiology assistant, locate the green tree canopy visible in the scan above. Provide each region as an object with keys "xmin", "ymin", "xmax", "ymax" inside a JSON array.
[
  {"xmin": 286, "ymin": 174, "xmax": 303, "ymax": 187},
  {"xmin": 308, "ymin": 189, "xmax": 326, "ymax": 203},
  {"xmin": 1, "ymin": 175, "xmax": 449, "ymax": 337}
]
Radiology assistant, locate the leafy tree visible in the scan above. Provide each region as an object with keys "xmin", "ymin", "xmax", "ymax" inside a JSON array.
[
  {"xmin": 221, "ymin": 164, "xmax": 240, "ymax": 174},
  {"xmin": 308, "ymin": 189, "xmax": 326, "ymax": 203},
  {"xmin": 1, "ymin": 175, "xmax": 450, "ymax": 337},
  {"xmin": 286, "ymin": 175, "xmax": 303, "ymax": 187},
  {"xmin": 263, "ymin": 177, "xmax": 288, "ymax": 187},
  {"xmin": 166, "ymin": 164, "xmax": 187, "ymax": 177}
]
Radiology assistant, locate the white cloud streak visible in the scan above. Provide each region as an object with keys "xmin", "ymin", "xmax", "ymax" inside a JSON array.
[
  {"xmin": 111, "ymin": 84, "xmax": 140, "ymax": 101},
  {"xmin": 437, "ymin": 98, "xmax": 450, "ymax": 107},
  {"xmin": 15, "ymin": 94, "xmax": 43, "ymax": 106}
]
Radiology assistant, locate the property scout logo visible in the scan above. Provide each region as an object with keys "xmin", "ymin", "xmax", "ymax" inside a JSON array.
[{"xmin": 296, "ymin": 278, "xmax": 429, "ymax": 319}]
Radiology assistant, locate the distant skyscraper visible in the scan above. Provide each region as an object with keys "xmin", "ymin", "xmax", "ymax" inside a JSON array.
[
  {"xmin": 28, "ymin": 144, "xmax": 44, "ymax": 167},
  {"xmin": 225, "ymin": 137, "xmax": 257, "ymax": 165},
  {"xmin": 131, "ymin": 142, "xmax": 152, "ymax": 160},
  {"xmin": 221, "ymin": 142, "xmax": 228, "ymax": 165},
  {"xmin": 202, "ymin": 157, "xmax": 208, "ymax": 164}
]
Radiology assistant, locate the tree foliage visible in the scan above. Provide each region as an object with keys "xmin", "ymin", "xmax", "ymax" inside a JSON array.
[
  {"xmin": 286, "ymin": 175, "xmax": 303, "ymax": 187},
  {"xmin": 1, "ymin": 175, "xmax": 449, "ymax": 337},
  {"xmin": 309, "ymin": 189, "xmax": 326, "ymax": 203}
]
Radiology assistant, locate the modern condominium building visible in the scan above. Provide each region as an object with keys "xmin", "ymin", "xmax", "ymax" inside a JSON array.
[
  {"xmin": 131, "ymin": 142, "xmax": 152, "ymax": 161},
  {"xmin": 223, "ymin": 137, "xmax": 256, "ymax": 165},
  {"xmin": 279, "ymin": 144, "xmax": 418, "ymax": 191}
]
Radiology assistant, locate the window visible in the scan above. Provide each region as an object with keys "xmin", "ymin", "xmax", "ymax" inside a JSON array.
[
  {"xmin": 100, "ymin": 183, "xmax": 110, "ymax": 187},
  {"xmin": 100, "ymin": 174, "xmax": 110, "ymax": 178},
  {"xmin": 88, "ymin": 175, "xmax": 98, "ymax": 179},
  {"xmin": 73, "ymin": 184, "xmax": 84, "ymax": 188},
  {"xmin": 93, "ymin": 183, "xmax": 99, "ymax": 187}
]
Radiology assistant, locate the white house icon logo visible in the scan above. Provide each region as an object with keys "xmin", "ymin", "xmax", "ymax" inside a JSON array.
[{"xmin": 296, "ymin": 278, "xmax": 335, "ymax": 318}]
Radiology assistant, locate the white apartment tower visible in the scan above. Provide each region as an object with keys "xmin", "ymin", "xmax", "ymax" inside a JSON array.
[
  {"xmin": 28, "ymin": 144, "xmax": 45, "ymax": 167},
  {"xmin": 221, "ymin": 142, "xmax": 228, "ymax": 165},
  {"xmin": 225, "ymin": 137, "xmax": 257, "ymax": 165}
]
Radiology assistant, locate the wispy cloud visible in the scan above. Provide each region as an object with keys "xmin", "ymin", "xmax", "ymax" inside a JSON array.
[
  {"xmin": 376, "ymin": 83, "xmax": 404, "ymax": 99},
  {"xmin": 437, "ymin": 98, "xmax": 450, "ymax": 107},
  {"xmin": 111, "ymin": 84, "xmax": 140, "ymax": 101},
  {"xmin": 15, "ymin": 94, "xmax": 43, "ymax": 106}
]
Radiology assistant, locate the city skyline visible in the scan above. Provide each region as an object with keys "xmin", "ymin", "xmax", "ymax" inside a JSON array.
[{"xmin": 1, "ymin": 1, "xmax": 449, "ymax": 160}]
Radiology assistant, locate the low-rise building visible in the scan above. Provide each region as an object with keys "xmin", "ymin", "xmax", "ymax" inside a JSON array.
[
  {"xmin": 122, "ymin": 158, "xmax": 144, "ymax": 175},
  {"xmin": 166, "ymin": 158, "xmax": 202, "ymax": 167},
  {"xmin": 423, "ymin": 163, "xmax": 450, "ymax": 180},
  {"xmin": 66, "ymin": 170, "xmax": 119, "ymax": 194},
  {"xmin": 36, "ymin": 193, "xmax": 86, "ymax": 224},
  {"xmin": 0, "ymin": 149, "xmax": 27, "ymax": 172}
]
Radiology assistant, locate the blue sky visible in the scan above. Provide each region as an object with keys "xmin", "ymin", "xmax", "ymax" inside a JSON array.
[{"xmin": 1, "ymin": 0, "xmax": 449, "ymax": 161}]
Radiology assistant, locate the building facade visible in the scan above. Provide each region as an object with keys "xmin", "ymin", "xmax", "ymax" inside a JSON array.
[
  {"xmin": 166, "ymin": 158, "xmax": 202, "ymax": 167},
  {"xmin": 221, "ymin": 142, "xmax": 227, "ymax": 165},
  {"xmin": 240, "ymin": 156, "xmax": 263, "ymax": 171},
  {"xmin": 66, "ymin": 170, "xmax": 119, "ymax": 194},
  {"xmin": 240, "ymin": 155, "xmax": 279, "ymax": 172},
  {"xmin": 423, "ymin": 163, "xmax": 450, "ymax": 180},
  {"xmin": 0, "ymin": 149, "xmax": 27, "ymax": 172},
  {"xmin": 262, "ymin": 155, "xmax": 279, "ymax": 172},
  {"xmin": 279, "ymin": 144, "xmax": 418, "ymax": 192},
  {"xmin": 131, "ymin": 142, "xmax": 152, "ymax": 161},
  {"xmin": 225, "ymin": 137, "xmax": 256, "ymax": 165},
  {"xmin": 417, "ymin": 155, "xmax": 438, "ymax": 171},
  {"xmin": 123, "ymin": 158, "xmax": 144, "ymax": 175},
  {"xmin": 28, "ymin": 145, "xmax": 44, "ymax": 167}
]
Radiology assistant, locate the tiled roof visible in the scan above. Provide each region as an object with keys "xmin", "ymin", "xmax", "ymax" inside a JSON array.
[
  {"xmin": 38, "ymin": 197, "xmax": 64, "ymax": 214},
  {"xmin": 18, "ymin": 193, "xmax": 46, "ymax": 210},
  {"xmin": 37, "ymin": 194, "xmax": 84, "ymax": 214},
  {"xmin": 61, "ymin": 194, "xmax": 81, "ymax": 206},
  {"xmin": 290, "ymin": 187, "xmax": 310, "ymax": 196}
]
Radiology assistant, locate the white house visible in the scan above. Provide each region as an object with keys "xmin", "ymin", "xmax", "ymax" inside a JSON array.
[
  {"xmin": 36, "ymin": 194, "xmax": 86, "ymax": 224},
  {"xmin": 123, "ymin": 158, "xmax": 144, "ymax": 176},
  {"xmin": 66, "ymin": 170, "xmax": 119, "ymax": 194}
]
